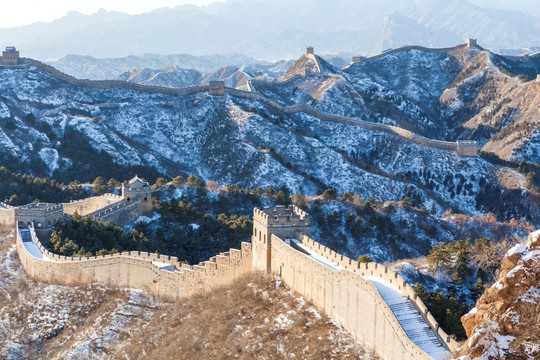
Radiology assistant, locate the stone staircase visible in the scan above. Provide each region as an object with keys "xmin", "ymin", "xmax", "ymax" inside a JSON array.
[{"xmin": 367, "ymin": 277, "xmax": 448, "ymax": 360}]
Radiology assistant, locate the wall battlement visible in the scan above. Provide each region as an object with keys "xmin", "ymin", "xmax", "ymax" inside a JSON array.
[
  {"xmin": 15, "ymin": 203, "xmax": 460, "ymax": 359},
  {"xmin": 297, "ymin": 235, "xmax": 460, "ymax": 351},
  {"xmin": 253, "ymin": 205, "xmax": 310, "ymax": 227},
  {"xmin": 14, "ymin": 55, "xmax": 475, "ymax": 157},
  {"xmin": 17, "ymin": 223, "xmax": 252, "ymax": 300}
]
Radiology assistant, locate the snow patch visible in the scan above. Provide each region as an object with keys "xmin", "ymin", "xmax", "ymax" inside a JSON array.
[
  {"xmin": 38, "ymin": 147, "xmax": 59, "ymax": 173},
  {"xmin": 0, "ymin": 102, "xmax": 10, "ymax": 119}
]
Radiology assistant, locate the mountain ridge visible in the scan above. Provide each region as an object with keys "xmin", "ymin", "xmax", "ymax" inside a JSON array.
[{"xmin": 2, "ymin": 0, "xmax": 540, "ymax": 59}]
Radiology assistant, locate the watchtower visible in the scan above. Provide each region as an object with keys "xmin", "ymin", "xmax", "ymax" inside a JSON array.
[
  {"xmin": 456, "ymin": 140, "xmax": 478, "ymax": 156},
  {"xmin": 122, "ymin": 176, "xmax": 152, "ymax": 216},
  {"xmin": 252, "ymin": 205, "xmax": 311, "ymax": 273},
  {"xmin": 306, "ymin": 46, "xmax": 314, "ymax": 55},
  {"xmin": 208, "ymin": 81, "xmax": 225, "ymax": 96},
  {"xmin": 352, "ymin": 56, "xmax": 364, "ymax": 64},
  {"xmin": 536, "ymin": 74, "xmax": 540, "ymax": 82},
  {"xmin": 304, "ymin": 61, "xmax": 317, "ymax": 77},
  {"xmin": 15, "ymin": 203, "xmax": 64, "ymax": 238},
  {"xmin": 0, "ymin": 46, "xmax": 20, "ymax": 65},
  {"xmin": 466, "ymin": 39, "xmax": 477, "ymax": 48}
]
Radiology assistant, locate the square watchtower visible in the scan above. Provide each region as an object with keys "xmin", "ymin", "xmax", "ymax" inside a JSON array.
[
  {"xmin": 0, "ymin": 46, "xmax": 20, "ymax": 65},
  {"xmin": 466, "ymin": 39, "xmax": 477, "ymax": 48},
  {"xmin": 208, "ymin": 81, "xmax": 225, "ymax": 96},
  {"xmin": 252, "ymin": 205, "xmax": 311, "ymax": 273},
  {"xmin": 122, "ymin": 176, "xmax": 152, "ymax": 216},
  {"xmin": 15, "ymin": 202, "xmax": 64, "ymax": 239},
  {"xmin": 456, "ymin": 140, "xmax": 478, "ymax": 156}
]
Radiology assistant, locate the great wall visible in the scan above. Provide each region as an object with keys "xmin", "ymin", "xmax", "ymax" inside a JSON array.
[
  {"xmin": 0, "ymin": 45, "xmax": 481, "ymax": 157},
  {"xmin": 0, "ymin": 43, "xmax": 503, "ymax": 359},
  {"xmin": 8, "ymin": 194, "xmax": 459, "ymax": 359}
]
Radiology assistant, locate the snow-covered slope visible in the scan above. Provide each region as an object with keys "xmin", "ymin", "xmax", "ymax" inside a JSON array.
[
  {"xmin": 114, "ymin": 65, "xmax": 203, "ymax": 88},
  {"xmin": 0, "ymin": 46, "xmax": 538, "ymax": 225}
]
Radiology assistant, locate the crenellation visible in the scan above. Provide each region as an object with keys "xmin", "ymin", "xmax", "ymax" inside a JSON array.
[{"xmin": 216, "ymin": 255, "xmax": 230, "ymax": 266}]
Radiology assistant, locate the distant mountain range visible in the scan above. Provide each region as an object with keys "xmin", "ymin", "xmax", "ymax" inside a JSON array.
[
  {"xmin": 46, "ymin": 53, "xmax": 295, "ymax": 81},
  {"xmin": 1, "ymin": 0, "xmax": 539, "ymax": 60}
]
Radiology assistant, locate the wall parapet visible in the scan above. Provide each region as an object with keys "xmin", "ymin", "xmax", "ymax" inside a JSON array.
[
  {"xmin": 270, "ymin": 234, "xmax": 438, "ymax": 360},
  {"xmin": 223, "ymin": 87, "xmax": 461, "ymax": 154},
  {"xmin": 17, "ymin": 223, "xmax": 252, "ymax": 301},
  {"xmin": 20, "ymin": 56, "xmax": 464, "ymax": 155},
  {"xmin": 0, "ymin": 201, "xmax": 16, "ymax": 209},
  {"xmin": 298, "ymin": 235, "xmax": 460, "ymax": 352}
]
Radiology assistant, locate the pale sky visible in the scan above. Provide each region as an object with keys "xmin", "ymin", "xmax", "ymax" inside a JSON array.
[{"xmin": 0, "ymin": 0, "xmax": 223, "ymax": 28}]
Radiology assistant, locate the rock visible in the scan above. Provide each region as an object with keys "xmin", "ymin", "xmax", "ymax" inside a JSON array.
[{"xmin": 460, "ymin": 229, "xmax": 540, "ymax": 360}]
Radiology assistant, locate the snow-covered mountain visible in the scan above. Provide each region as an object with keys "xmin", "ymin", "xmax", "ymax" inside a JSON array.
[
  {"xmin": 46, "ymin": 53, "xmax": 283, "ymax": 81},
  {"xmin": 0, "ymin": 44, "xmax": 538, "ymax": 226}
]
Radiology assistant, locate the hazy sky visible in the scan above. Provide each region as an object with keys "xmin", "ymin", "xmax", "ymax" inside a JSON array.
[{"xmin": 0, "ymin": 0, "xmax": 223, "ymax": 28}]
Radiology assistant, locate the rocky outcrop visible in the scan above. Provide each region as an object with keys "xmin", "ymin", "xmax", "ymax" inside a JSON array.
[{"xmin": 460, "ymin": 229, "xmax": 540, "ymax": 360}]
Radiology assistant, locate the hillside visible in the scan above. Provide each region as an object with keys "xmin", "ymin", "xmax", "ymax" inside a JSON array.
[
  {"xmin": 0, "ymin": 45, "xmax": 538, "ymax": 227},
  {"xmin": 0, "ymin": 230, "xmax": 376, "ymax": 360}
]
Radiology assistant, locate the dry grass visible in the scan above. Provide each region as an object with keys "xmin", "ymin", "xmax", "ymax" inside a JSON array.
[{"xmin": 113, "ymin": 273, "xmax": 378, "ymax": 360}]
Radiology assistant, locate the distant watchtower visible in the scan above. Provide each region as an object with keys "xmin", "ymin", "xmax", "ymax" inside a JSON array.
[
  {"xmin": 456, "ymin": 140, "xmax": 478, "ymax": 156},
  {"xmin": 122, "ymin": 176, "xmax": 152, "ymax": 216},
  {"xmin": 466, "ymin": 39, "xmax": 477, "ymax": 48},
  {"xmin": 252, "ymin": 205, "xmax": 311, "ymax": 273},
  {"xmin": 306, "ymin": 46, "xmax": 314, "ymax": 55},
  {"xmin": 208, "ymin": 81, "xmax": 225, "ymax": 96},
  {"xmin": 352, "ymin": 56, "xmax": 364, "ymax": 64},
  {"xmin": 0, "ymin": 47, "xmax": 20, "ymax": 65}
]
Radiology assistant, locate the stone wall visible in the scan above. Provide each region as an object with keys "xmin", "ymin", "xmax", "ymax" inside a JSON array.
[
  {"xmin": 20, "ymin": 56, "xmax": 465, "ymax": 156},
  {"xmin": 17, "ymin": 225, "xmax": 252, "ymax": 301},
  {"xmin": 21, "ymin": 58, "xmax": 208, "ymax": 97},
  {"xmin": 297, "ymin": 235, "xmax": 460, "ymax": 352},
  {"xmin": 270, "ymin": 234, "xmax": 433, "ymax": 360},
  {"xmin": 0, "ymin": 202, "xmax": 15, "ymax": 227},
  {"xmin": 363, "ymin": 44, "xmax": 469, "ymax": 63},
  {"xmin": 87, "ymin": 199, "xmax": 143, "ymax": 227},
  {"xmin": 457, "ymin": 141, "xmax": 478, "ymax": 157},
  {"xmin": 63, "ymin": 194, "xmax": 123, "ymax": 216},
  {"xmin": 224, "ymin": 88, "xmax": 459, "ymax": 153}
]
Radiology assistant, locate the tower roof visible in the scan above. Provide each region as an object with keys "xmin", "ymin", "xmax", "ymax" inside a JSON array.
[{"xmin": 128, "ymin": 175, "xmax": 145, "ymax": 185}]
